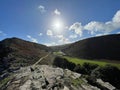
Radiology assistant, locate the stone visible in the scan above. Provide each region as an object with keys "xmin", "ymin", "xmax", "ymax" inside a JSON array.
[
  {"xmin": 4, "ymin": 65, "xmax": 117, "ymax": 90},
  {"xmin": 97, "ymin": 79, "xmax": 116, "ymax": 90}
]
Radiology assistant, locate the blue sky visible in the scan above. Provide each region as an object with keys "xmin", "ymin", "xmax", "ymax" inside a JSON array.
[{"xmin": 0, "ymin": 0, "xmax": 120, "ymax": 46}]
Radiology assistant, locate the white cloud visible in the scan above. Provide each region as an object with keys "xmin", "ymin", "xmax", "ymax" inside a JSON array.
[
  {"xmin": 45, "ymin": 34, "xmax": 71, "ymax": 46},
  {"xmin": 27, "ymin": 35, "xmax": 38, "ymax": 43},
  {"xmin": 0, "ymin": 31, "xmax": 7, "ymax": 36},
  {"xmin": 84, "ymin": 21, "xmax": 104, "ymax": 32},
  {"xmin": 38, "ymin": 5, "xmax": 46, "ymax": 13},
  {"xmin": 55, "ymin": 35, "xmax": 71, "ymax": 44},
  {"xmin": 46, "ymin": 30, "xmax": 53, "ymax": 36},
  {"xmin": 117, "ymin": 31, "xmax": 120, "ymax": 34},
  {"xmin": 39, "ymin": 33, "xmax": 43, "ymax": 36},
  {"xmin": 69, "ymin": 10, "xmax": 120, "ymax": 36},
  {"xmin": 69, "ymin": 34, "xmax": 77, "ymax": 39},
  {"xmin": 112, "ymin": 10, "xmax": 120, "ymax": 23},
  {"xmin": 46, "ymin": 32, "xmax": 72, "ymax": 45},
  {"xmin": 95, "ymin": 34, "xmax": 103, "ymax": 37},
  {"xmin": 56, "ymin": 35, "xmax": 63, "ymax": 39},
  {"xmin": 95, "ymin": 33, "xmax": 109, "ymax": 37},
  {"xmin": 84, "ymin": 10, "xmax": 120, "ymax": 34},
  {"xmin": 44, "ymin": 42, "xmax": 57, "ymax": 46},
  {"xmin": 54, "ymin": 9, "xmax": 61, "ymax": 15},
  {"xmin": 69, "ymin": 22, "xmax": 83, "ymax": 37},
  {"xmin": 84, "ymin": 21, "xmax": 116, "ymax": 34},
  {"xmin": 58, "ymin": 38, "xmax": 70, "ymax": 44}
]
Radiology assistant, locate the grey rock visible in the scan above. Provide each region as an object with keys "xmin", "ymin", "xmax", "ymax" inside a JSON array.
[
  {"xmin": 97, "ymin": 79, "xmax": 116, "ymax": 90},
  {"xmin": 4, "ymin": 65, "xmax": 116, "ymax": 90}
]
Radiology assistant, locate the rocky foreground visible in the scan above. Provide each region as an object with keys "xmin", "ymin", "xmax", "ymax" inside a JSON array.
[{"xmin": 1, "ymin": 65, "xmax": 115, "ymax": 90}]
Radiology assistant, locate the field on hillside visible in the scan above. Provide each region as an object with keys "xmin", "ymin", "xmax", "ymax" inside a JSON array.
[
  {"xmin": 53, "ymin": 51, "xmax": 120, "ymax": 68},
  {"xmin": 64, "ymin": 56, "xmax": 120, "ymax": 68}
]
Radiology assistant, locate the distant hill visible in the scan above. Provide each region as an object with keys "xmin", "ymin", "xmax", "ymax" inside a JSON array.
[
  {"xmin": 62, "ymin": 34, "xmax": 120, "ymax": 61},
  {"xmin": 0, "ymin": 37, "xmax": 51, "ymax": 72},
  {"xmin": 50, "ymin": 44, "xmax": 71, "ymax": 51}
]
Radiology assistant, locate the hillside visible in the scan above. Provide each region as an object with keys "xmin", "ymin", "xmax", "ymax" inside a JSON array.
[
  {"xmin": 0, "ymin": 35, "xmax": 120, "ymax": 90},
  {"xmin": 50, "ymin": 44, "xmax": 71, "ymax": 52},
  {"xmin": 0, "ymin": 37, "xmax": 51, "ymax": 73},
  {"xmin": 61, "ymin": 34, "xmax": 120, "ymax": 61}
]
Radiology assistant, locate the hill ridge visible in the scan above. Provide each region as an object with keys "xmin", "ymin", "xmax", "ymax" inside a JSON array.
[
  {"xmin": 52, "ymin": 34, "xmax": 120, "ymax": 61},
  {"xmin": 0, "ymin": 37, "xmax": 51, "ymax": 73}
]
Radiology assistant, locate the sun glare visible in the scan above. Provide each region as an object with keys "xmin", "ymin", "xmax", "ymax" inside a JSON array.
[
  {"xmin": 54, "ymin": 20, "xmax": 62, "ymax": 29},
  {"xmin": 52, "ymin": 18, "xmax": 64, "ymax": 33}
]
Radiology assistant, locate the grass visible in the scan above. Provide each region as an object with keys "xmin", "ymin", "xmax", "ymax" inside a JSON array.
[
  {"xmin": 53, "ymin": 51, "xmax": 65, "ymax": 56},
  {"xmin": 64, "ymin": 56, "xmax": 120, "ymax": 68},
  {"xmin": 71, "ymin": 78, "xmax": 85, "ymax": 86},
  {"xmin": 0, "ymin": 77, "xmax": 10, "ymax": 89}
]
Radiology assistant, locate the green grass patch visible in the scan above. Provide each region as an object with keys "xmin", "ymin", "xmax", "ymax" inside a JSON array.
[
  {"xmin": 71, "ymin": 78, "xmax": 86, "ymax": 86},
  {"xmin": 53, "ymin": 51, "xmax": 65, "ymax": 56},
  {"xmin": 0, "ymin": 77, "xmax": 10, "ymax": 89},
  {"xmin": 64, "ymin": 56, "xmax": 120, "ymax": 68}
]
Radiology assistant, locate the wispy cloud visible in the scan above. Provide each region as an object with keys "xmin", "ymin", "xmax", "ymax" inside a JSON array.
[
  {"xmin": 95, "ymin": 33, "xmax": 109, "ymax": 37},
  {"xmin": 69, "ymin": 34, "xmax": 77, "ymax": 39},
  {"xmin": 117, "ymin": 31, "xmax": 120, "ymax": 34},
  {"xmin": 54, "ymin": 9, "xmax": 61, "ymax": 15},
  {"xmin": 46, "ymin": 30, "xmax": 53, "ymax": 36},
  {"xmin": 38, "ymin": 5, "xmax": 46, "ymax": 13},
  {"xmin": 56, "ymin": 35, "xmax": 71, "ymax": 44},
  {"xmin": 0, "ymin": 31, "xmax": 7, "ymax": 36},
  {"xmin": 69, "ymin": 10, "xmax": 120, "ymax": 36},
  {"xmin": 46, "ymin": 32, "xmax": 71, "ymax": 45},
  {"xmin": 44, "ymin": 42, "xmax": 57, "ymax": 46},
  {"xmin": 27, "ymin": 35, "xmax": 38, "ymax": 43},
  {"xmin": 38, "ymin": 33, "xmax": 43, "ymax": 36},
  {"xmin": 95, "ymin": 34, "xmax": 104, "ymax": 37}
]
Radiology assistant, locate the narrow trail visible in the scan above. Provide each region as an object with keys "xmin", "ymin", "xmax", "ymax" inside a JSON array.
[{"xmin": 32, "ymin": 52, "xmax": 51, "ymax": 67}]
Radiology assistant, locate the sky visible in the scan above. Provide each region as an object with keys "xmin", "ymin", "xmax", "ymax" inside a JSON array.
[{"xmin": 0, "ymin": 0, "xmax": 120, "ymax": 46}]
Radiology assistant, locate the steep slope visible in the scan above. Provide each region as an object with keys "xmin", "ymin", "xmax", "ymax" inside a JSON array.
[
  {"xmin": 63, "ymin": 34, "xmax": 120, "ymax": 60},
  {"xmin": 0, "ymin": 37, "xmax": 51, "ymax": 72}
]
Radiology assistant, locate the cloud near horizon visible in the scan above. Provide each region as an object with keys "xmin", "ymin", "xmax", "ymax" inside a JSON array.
[
  {"xmin": 46, "ymin": 31, "xmax": 71, "ymax": 45},
  {"xmin": 27, "ymin": 35, "xmax": 38, "ymax": 43},
  {"xmin": 56, "ymin": 35, "xmax": 71, "ymax": 44},
  {"xmin": 69, "ymin": 10, "xmax": 120, "ymax": 36},
  {"xmin": 69, "ymin": 34, "xmax": 77, "ymax": 39},
  {"xmin": 0, "ymin": 31, "xmax": 7, "ymax": 36},
  {"xmin": 44, "ymin": 42, "xmax": 57, "ymax": 46},
  {"xmin": 117, "ymin": 31, "xmax": 120, "ymax": 34},
  {"xmin": 46, "ymin": 10, "xmax": 120, "ymax": 46}
]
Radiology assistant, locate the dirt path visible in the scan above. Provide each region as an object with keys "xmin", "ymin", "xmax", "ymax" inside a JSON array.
[{"xmin": 32, "ymin": 52, "xmax": 51, "ymax": 67}]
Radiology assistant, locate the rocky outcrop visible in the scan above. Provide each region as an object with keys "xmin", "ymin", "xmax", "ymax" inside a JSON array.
[{"xmin": 2, "ymin": 65, "xmax": 115, "ymax": 90}]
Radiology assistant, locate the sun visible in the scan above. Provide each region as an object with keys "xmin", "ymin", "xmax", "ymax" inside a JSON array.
[
  {"xmin": 52, "ymin": 18, "xmax": 64, "ymax": 33},
  {"xmin": 53, "ymin": 20, "xmax": 63, "ymax": 29}
]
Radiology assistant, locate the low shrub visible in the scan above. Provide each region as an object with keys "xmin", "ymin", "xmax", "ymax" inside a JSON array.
[
  {"xmin": 53, "ymin": 56, "xmax": 76, "ymax": 70},
  {"xmin": 91, "ymin": 65, "xmax": 120, "ymax": 89},
  {"xmin": 74, "ymin": 63, "xmax": 98, "ymax": 75}
]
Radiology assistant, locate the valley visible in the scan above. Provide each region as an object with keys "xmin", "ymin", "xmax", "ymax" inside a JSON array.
[
  {"xmin": 0, "ymin": 34, "xmax": 120, "ymax": 90},
  {"xmin": 1, "ymin": 0, "xmax": 120, "ymax": 89}
]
